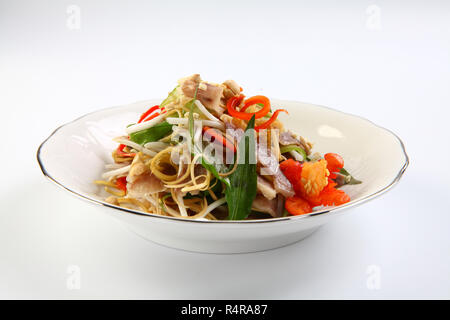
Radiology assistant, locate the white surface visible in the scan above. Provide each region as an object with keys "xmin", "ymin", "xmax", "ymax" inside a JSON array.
[{"xmin": 1, "ymin": 0, "xmax": 449, "ymax": 298}]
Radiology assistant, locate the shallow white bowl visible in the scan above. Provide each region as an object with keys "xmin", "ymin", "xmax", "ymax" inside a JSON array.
[{"xmin": 37, "ymin": 99, "xmax": 408, "ymax": 253}]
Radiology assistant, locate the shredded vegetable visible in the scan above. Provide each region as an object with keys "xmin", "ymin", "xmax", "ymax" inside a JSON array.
[{"xmin": 95, "ymin": 74, "xmax": 361, "ymax": 220}]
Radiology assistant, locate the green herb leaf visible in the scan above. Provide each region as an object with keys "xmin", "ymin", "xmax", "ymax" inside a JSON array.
[
  {"xmin": 187, "ymin": 99, "xmax": 196, "ymax": 147},
  {"xmin": 160, "ymin": 193, "xmax": 172, "ymax": 210},
  {"xmin": 280, "ymin": 144, "xmax": 308, "ymax": 161},
  {"xmin": 187, "ymin": 83, "xmax": 200, "ymax": 148},
  {"xmin": 160, "ymin": 86, "xmax": 180, "ymax": 109},
  {"xmin": 200, "ymin": 157, "xmax": 230, "ymax": 188},
  {"xmin": 225, "ymin": 115, "xmax": 257, "ymax": 220},
  {"xmin": 129, "ymin": 121, "xmax": 173, "ymax": 145},
  {"xmin": 337, "ymin": 167, "xmax": 362, "ymax": 185}
]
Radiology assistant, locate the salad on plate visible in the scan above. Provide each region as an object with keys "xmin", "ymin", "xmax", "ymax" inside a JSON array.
[{"xmin": 94, "ymin": 74, "xmax": 361, "ymax": 220}]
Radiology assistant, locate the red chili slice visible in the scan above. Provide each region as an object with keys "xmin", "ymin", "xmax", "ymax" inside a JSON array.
[
  {"xmin": 254, "ymin": 109, "xmax": 288, "ymax": 131},
  {"xmin": 116, "ymin": 177, "xmax": 127, "ymax": 192},
  {"xmin": 116, "ymin": 144, "xmax": 135, "ymax": 157},
  {"xmin": 227, "ymin": 95, "xmax": 271, "ymax": 121},
  {"xmin": 138, "ymin": 105, "xmax": 160, "ymax": 123},
  {"xmin": 203, "ymin": 126, "xmax": 236, "ymax": 153}
]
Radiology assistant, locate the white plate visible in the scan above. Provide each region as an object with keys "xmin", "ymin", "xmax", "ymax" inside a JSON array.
[{"xmin": 37, "ymin": 99, "xmax": 408, "ymax": 253}]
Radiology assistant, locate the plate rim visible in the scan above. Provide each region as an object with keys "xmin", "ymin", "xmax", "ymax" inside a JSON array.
[{"xmin": 36, "ymin": 99, "xmax": 409, "ymax": 225}]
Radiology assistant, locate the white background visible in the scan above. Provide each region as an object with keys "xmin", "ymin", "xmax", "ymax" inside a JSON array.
[{"xmin": 1, "ymin": 0, "xmax": 449, "ymax": 299}]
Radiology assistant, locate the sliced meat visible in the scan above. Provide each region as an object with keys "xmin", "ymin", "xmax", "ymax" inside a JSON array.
[
  {"xmin": 279, "ymin": 130, "xmax": 313, "ymax": 155},
  {"xmin": 252, "ymin": 194, "xmax": 285, "ymax": 218},
  {"xmin": 251, "ymin": 195, "xmax": 278, "ymax": 217},
  {"xmin": 127, "ymin": 161, "xmax": 148, "ymax": 183},
  {"xmin": 276, "ymin": 195, "xmax": 285, "ymax": 217},
  {"xmin": 273, "ymin": 171, "xmax": 295, "ymax": 198},
  {"xmin": 198, "ymin": 83, "xmax": 224, "ymax": 115},
  {"xmin": 178, "ymin": 74, "xmax": 201, "ymax": 94},
  {"xmin": 127, "ymin": 172, "xmax": 165, "ymax": 199},
  {"xmin": 279, "ymin": 130, "xmax": 302, "ymax": 146},
  {"xmin": 179, "ymin": 74, "xmax": 225, "ymax": 116},
  {"xmin": 257, "ymin": 131, "xmax": 295, "ymax": 198},
  {"xmin": 127, "ymin": 154, "xmax": 165, "ymax": 198},
  {"xmin": 257, "ymin": 175, "xmax": 277, "ymax": 200}
]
